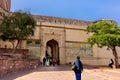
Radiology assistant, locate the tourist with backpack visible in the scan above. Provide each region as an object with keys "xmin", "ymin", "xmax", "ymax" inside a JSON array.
[{"xmin": 72, "ymin": 56, "xmax": 83, "ymax": 80}]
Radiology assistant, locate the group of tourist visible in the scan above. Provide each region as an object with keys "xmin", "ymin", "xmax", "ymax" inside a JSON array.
[{"xmin": 43, "ymin": 57, "xmax": 56, "ymax": 66}]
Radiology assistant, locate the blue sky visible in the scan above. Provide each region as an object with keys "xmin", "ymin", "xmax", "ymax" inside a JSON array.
[{"xmin": 11, "ymin": 0, "xmax": 120, "ymax": 25}]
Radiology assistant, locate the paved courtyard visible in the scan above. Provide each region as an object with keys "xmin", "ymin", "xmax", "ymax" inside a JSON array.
[{"xmin": 1, "ymin": 65, "xmax": 120, "ymax": 80}]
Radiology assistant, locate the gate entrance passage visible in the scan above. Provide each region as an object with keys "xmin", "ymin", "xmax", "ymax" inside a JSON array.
[{"xmin": 46, "ymin": 39, "xmax": 59, "ymax": 63}]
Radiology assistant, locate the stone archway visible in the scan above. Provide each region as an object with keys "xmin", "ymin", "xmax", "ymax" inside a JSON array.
[{"xmin": 46, "ymin": 39, "xmax": 59, "ymax": 63}]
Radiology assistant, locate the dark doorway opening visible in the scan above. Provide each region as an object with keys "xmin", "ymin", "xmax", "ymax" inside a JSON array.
[{"xmin": 46, "ymin": 39, "xmax": 59, "ymax": 64}]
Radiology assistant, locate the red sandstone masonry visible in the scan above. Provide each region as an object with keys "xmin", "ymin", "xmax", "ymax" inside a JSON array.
[
  {"xmin": 0, "ymin": 48, "xmax": 39, "ymax": 77},
  {"xmin": 0, "ymin": 59, "xmax": 39, "ymax": 77},
  {"xmin": 0, "ymin": 48, "xmax": 29, "ymax": 59}
]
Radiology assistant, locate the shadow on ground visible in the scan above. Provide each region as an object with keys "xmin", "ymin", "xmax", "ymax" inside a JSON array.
[
  {"xmin": 1, "ymin": 64, "xmax": 71, "ymax": 80},
  {"xmin": 0, "ymin": 64, "xmax": 112, "ymax": 80}
]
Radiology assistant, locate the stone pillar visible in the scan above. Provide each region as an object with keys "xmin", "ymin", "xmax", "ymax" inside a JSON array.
[
  {"xmin": 21, "ymin": 40, "xmax": 26, "ymax": 49},
  {"xmin": 59, "ymin": 46, "xmax": 66, "ymax": 64},
  {"xmin": 40, "ymin": 42, "xmax": 46, "ymax": 62}
]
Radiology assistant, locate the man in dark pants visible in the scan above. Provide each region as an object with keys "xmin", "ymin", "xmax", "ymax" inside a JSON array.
[
  {"xmin": 43, "ymin": 57, "xmax": 46, "ymax": 65},
  {"xmin": 109, "ymin": 59, "xmax": 114, "ymax": 68},
  {"xmin": 73, "ymin": 56, "xmax": 83, "ymax": 80}
]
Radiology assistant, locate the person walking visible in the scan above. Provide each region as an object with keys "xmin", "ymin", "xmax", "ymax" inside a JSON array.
[
  {"xmin": 43, "ymin": 57, "xmax": 46, "ymax": 66},
  {"xmin": 109, "ymin": 59, "xmax": 114, "ymax": 68},
  {"xmin": 72, "ymin": 56, "xmax": 83, "ymax": 80}
]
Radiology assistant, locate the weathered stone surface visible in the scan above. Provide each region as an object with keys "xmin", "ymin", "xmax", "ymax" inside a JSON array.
[
  {"xmin": 0, "ymin": 48, "xmax": 39, "ymax": 77},
  {"xmin": 0, "ymin": 59, "xmax": 39, "ymax": 77},
  {"xmin": 0, "ymin": 48, "xmax": 29, "ymax": 59}
]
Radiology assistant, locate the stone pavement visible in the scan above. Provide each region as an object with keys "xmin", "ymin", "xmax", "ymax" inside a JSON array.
[{"xmin": 1, "ymin": 65, "xmax": 120, "ymax": 80}]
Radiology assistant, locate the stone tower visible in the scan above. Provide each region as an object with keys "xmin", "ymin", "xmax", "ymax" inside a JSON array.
[
  {"xmin": 0, "ymin": 0, "xmax": 11, "ymax": 20},
  {"xmin": 0, "ymin": 0, "xmax": 11, "ymax": 11}
]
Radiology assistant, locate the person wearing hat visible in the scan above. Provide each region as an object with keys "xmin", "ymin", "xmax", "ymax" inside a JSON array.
[{"xmin": 72, "ymin": 56, "xmax": 83, "ymax": 80}]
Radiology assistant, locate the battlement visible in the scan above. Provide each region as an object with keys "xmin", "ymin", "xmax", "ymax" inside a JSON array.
[{"xmin": 33, "ymin": 15, "xmax": 92, "ymax": 26}]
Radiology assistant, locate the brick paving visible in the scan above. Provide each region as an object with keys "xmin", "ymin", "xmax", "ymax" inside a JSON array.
[{"xmin": 1, "ymin": 65, "xmax": 120, "ymax": 80}]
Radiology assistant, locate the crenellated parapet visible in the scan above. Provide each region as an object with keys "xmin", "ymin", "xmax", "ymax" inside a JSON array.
[{"xmin": 33, "ymin": 15, "xmax": 92, "ymax": 26}]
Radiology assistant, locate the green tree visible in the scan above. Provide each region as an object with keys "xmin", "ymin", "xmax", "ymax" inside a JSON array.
[
  {"xmin": 87, "ymin": 20, "xmax": 120, "ymax": 68},
  {"xmin": 0, "ymin": 11, "xmax": 36, "ymax": 53}
]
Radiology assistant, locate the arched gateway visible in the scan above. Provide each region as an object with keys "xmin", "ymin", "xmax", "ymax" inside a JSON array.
[{"xmin": 46, "ymin": 39, "xmax": 59, "ymax": 63}]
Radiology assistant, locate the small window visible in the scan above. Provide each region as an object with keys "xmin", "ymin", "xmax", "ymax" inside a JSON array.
[
  {"xmin": 27, "ymin": 40, "xmax": 32, "ymax": 45},
  {"xmin": 35, "ymin": 41, "xmax": 40, "ymax": 45}
]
